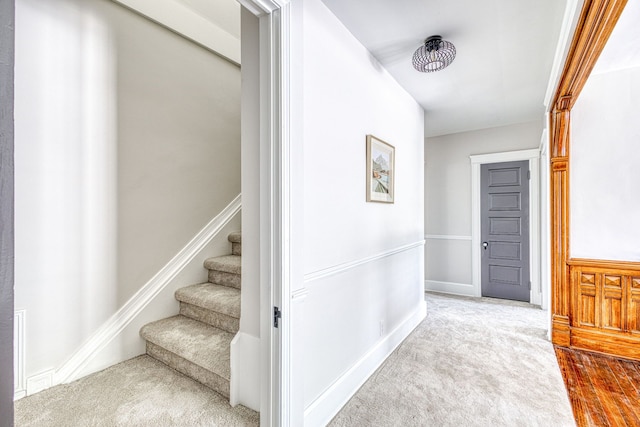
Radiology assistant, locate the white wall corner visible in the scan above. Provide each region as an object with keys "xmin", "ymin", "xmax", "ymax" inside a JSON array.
[
  {"xmin": 529, "ymin": 156, "xmax": 542, "ymax": 306},
  {"xmin": 111, "ymin": 0, "xmax": 241, "ymax": 65},
  {"xmin": 470, "ymin": 161, "xmax": 482, "ymax": 298},
  {"xmin": 303, "ymin": 302, "xmax": 426, "ymax": 427},
  {"xmin": 539, "ymin": 129, "xmax": 551, "ymax": 311},
  {"xmin": 230, "ymin": 331, "xmax": 261, "ymax": 411},
  {"xmin": 54, "ymin": 194, "xmax": 241, "ymax": 385},
  {"xmin": 26, "ymin": 369, "xmax": 55, "ymax": 396},
  {"xmin": 544, "ymin": 0, "xmax": 585, "ymax": 109},
  {"xmin": 14, "ymin": 310, "xmax": 26, "ymax": 400}
]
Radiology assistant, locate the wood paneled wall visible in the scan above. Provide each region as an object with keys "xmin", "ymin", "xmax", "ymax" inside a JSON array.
[
  {"xmin": 549, "ymin": 0, "xmax": 640, "ymax": 360},
  {"xmin": 569, "ymin": 260, "xmax": 640, "ymax": 359}
]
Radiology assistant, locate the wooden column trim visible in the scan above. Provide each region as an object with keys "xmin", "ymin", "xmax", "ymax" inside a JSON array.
[
  {"xmin": 551, "ymin": 0, "xmax": 628, "ymax": 111},
  {"xmin": 549, "ymin": 0, "xmax": 627, "ymax": 346}
]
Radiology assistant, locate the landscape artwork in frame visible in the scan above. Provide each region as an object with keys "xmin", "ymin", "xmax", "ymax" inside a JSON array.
[{"xmin": 366, "ymin": 135, "xmax": 395, "ymax": 203}]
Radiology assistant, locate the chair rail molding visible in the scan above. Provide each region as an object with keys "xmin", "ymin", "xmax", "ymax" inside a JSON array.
[
  {"xmin": 424, "ymin": 234, "xmax": 472, "ymax": 241},
  {"xmin": 470, "ymin": 149, "xmax": 541, "ymax": 305},
  {"xmin": 304, "ymin": 240, "xmax": 426, "ymax": 284},
  {"xmin": 55, "ymin": 194, "xmax": 241, "ymax": 384}
]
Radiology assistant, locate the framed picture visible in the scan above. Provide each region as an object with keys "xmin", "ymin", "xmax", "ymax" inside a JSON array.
[{"xmin": 366, "ymin": 135, "xmax": 395, "ymax": 203}]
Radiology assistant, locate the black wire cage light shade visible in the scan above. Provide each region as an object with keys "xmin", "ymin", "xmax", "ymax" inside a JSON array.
[{"xmin": 412, "ymin": 35, "xmax": 456, "ymax": 72}]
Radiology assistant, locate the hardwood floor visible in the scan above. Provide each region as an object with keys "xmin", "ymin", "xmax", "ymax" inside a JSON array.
[{"xmin": 555, "ymin": 346, "xmax": 640, "ymax": 426}]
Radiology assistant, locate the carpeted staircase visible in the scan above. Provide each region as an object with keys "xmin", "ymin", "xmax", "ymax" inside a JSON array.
[{"xmin": 140, "ymin": 231, "xmax": 242, "ymax": 399}]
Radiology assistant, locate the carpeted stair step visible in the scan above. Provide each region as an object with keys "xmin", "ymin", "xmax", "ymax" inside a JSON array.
[
  {"xmin": 228, "ymin": 231, "xmax": 241, "ymax": 256},
  {"xmin": 175, "ymin": 283, "xmax": 240, "ymax": 334},
  {"xmin": 205, "ymin": 255, "xmax": 241, "ymax": 289},
  {"xmin": 140, "ymin": 315, "xmax": 232, "ymax": 398}
]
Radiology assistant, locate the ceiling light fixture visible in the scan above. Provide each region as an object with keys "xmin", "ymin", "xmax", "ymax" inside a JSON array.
[{"xmin": 412, "ymin": 35, "xmax": 456, "ymax": 73}]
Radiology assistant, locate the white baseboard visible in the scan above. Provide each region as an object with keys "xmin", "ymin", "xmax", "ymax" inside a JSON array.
[
  {"xmin": 54, "ymin": 194, "xmax": 241, "ymax": 385},
  {"xmin": 425, "ymin": 280, "xmax": 475, "ymax": 297},
  {"xmin": 26, "ymin": 369, "xmax": 55, "ymax": 396},
  {"xmin": 230, "ymin": 331, "xmax": 260, "ymax": 411},
  {"xmin": 303, "ymin": 301, "xmax": 426, "ymax": 427},
  {"xmin": 14, "ymin": 309, "xmax": 25, "ymax": 400}
]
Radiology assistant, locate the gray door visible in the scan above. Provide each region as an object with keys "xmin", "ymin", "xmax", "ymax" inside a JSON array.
[{"xmin": 481, "ymin": 160, "xmax": 530, "ymax": 302}]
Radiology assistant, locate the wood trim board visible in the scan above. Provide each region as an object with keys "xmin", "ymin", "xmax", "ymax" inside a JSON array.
[{"xmin": 549, "ymin": 0, "xmax": 632, "ymax": 359}]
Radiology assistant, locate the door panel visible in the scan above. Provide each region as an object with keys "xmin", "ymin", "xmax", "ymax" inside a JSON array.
[
  {"xmin": 489, "ymin": 265, "xmax": 521, "ymax": 285},
  {"xmin": 488, "ymin": 193, "xmax": 521, "ymax": 210},
  {"xmin": 489, "ymin": 217, "xmax": 521, "ymax": 235},
  {"xmin": 481, "ymin": 160, "xmax": 530, "ymax": 302},
  {"xmin": 489, "ymin": 241, "xmax": 521, "ymax": 260}
]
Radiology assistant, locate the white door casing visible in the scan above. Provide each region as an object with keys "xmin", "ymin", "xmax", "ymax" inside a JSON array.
[
  {"xmin": 236, "ymin": 0, "xmax": 293, "ymax": 425},
  {"xmin": 470, "ymin": 149, "xmax": 542, "ymax": 306}
]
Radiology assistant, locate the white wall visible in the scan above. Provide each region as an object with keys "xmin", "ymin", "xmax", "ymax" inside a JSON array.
[
  {"xmin": 424, "ymin": 121, "xmax": 542, "ymax": 294},
  {"xmin": 571, "ymin": 67, "xmax": 640, "ymax": 261},
  {"xmin": 230, "ymin": 6, "xmax": 260, "ymax": 412},
  {"xmin": 14, "ymin": 0, "xmax": 240, "ymax": 388},
  {"xmin": 296, "ymin": 0, "xmax": 426, "ymax": 423}
]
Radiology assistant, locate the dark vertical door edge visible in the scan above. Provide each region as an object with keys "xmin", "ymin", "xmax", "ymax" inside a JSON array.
[{"xmin": 0, "ymin": 0, "xmax": 15, "ymax": 425}]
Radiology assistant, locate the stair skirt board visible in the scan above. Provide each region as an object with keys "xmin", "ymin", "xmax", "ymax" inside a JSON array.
[
  {"xmin": 53, "ymin": 196, "xmax": 241, "ymax": 386},
  {"xmin": 146, "ymin": 341, "xmax": 230, "ymax": 398}
]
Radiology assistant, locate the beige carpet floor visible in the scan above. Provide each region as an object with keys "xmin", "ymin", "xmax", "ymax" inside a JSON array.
[
  {"xmin": 329, "ymin": 292, "xmax": 575, "ymax": 426},
  {"xmin": 14, "ymin": 355, "xmax": 259, "ymax": 426},
  {"xmin": 15, "ymin": 292, "xmax": 574, "ymax": 426}
]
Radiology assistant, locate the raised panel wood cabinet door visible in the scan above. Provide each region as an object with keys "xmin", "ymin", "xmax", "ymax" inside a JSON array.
[
  {"xmin": 575, "ymin": 269, "xmax": 598, "ymax": 328},
  {"xmin": 481, "ymin": 161, "xmax": 530, "ymax": 302},
  {"xmin": 631, "ymin": 277, "xmax": 640, "ymax": 335}
]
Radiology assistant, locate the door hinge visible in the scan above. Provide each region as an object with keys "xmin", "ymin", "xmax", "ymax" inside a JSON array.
[
  {"xmin": 527, "ymin": 170, "xmax": 531, "ymax": 180},
  {"xmin": 528, "ymin": 281, "xmax": 531, "ymax": 290},
  {"xmin": 273, "ymin": 306, "xmax": 282, "ymax": 328}
]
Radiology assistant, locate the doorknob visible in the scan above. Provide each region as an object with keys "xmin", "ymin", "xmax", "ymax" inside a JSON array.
[{"xmin": 482, "ymin": 242, "xmax": 488, "ymax": 250}]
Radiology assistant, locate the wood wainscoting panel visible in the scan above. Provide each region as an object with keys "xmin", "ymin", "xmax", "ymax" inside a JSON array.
[
  {"xmin": 548, "ymin": 0, "xmax": 629, "ymax": 352},
  {"xmin": 630, "ymin": 277, "xmax": 640, "ymax": 335},
  {"xmin": 602, "ymin": 274, "xmax": 624, "ymax": 332},
  {"xmin": 575, "ymin": 271, "xmax": 596, "ymax": 328},
  {"xmin": 568, "ymin": 259, "xmax": 640, "ymax": 360}
]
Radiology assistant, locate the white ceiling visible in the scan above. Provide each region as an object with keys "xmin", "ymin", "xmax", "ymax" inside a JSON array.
[{"xmin": 321, "ymin": 0, "xmax": 567, "ymax": 137}]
